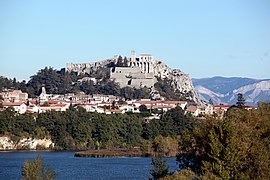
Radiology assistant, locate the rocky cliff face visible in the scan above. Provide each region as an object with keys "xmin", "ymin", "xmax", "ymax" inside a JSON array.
[
  {"xmin": 152, "ymin": 60, "xmax": 202, "ymax": 104},
  {"xmin": 0, "ymin": 136, "xmax": 54, "ymax": 150},
  {"xmin": 66, "ymin": 56, "xmax": 202, "ymax": 105}
]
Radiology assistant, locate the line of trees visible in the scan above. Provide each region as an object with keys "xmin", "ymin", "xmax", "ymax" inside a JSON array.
[{"xmin": 0, "ymin": 106, "xmax": 195, "ymax": 152}]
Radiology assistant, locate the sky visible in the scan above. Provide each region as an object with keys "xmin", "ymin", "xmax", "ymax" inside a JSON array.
[{"xmin": 0, "ymin": 0, "xmax": 270, "ymax": 81}]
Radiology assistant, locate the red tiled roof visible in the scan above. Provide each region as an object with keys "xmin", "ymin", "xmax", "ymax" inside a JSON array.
[
  {"xmin": 151, "ymin": 105, "xmax": 174, "ymax": 109},
  {"xmin": 99, "ymin": 102, "xmax": 112, "ymax": 105},
  {"xmin": 2, "ymin": 101, "xmax": 26, "ymax": 106},
  {"xmin": 106, "ymin": 109, "xmax": 123, "ymax": 113},
  {"xmin": 80, "ymin": 103, "xmax": 96, "ymax": 106},
  {"xmin": 135, "ymin": 100, "xmax": 157, "ymax": 104},
  {"xmin": 245, "ymin": 106, "xmax": 256, "ymax": 109},
  {"xmin": 214, "ymin": 105, "xmax": 232, "ymax": 108},
  {"xmin": 186, "ymin": 106, "xmax": 198, "ymax": 112},
  {"xmin": 50, "ymin": 104, "xmax": 68, "ymax": 107},
  {"xmin": 162, "ymin": 101, "xmax": 187, "ymax": 104}
]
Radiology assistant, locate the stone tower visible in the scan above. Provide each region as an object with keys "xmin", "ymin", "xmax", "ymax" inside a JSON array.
[{"xmin": 131, "ymin": 50, "xmax": 136, "ymax": 62}]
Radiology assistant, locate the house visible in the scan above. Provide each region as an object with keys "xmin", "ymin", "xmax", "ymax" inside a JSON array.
[
  {"xmin": 39, "ymin": 103, "xmax": 70, "ymax": 112},
  {"xmin": 119, "ymin": 105, "xmax": 139, "ymax": 113},
  {"xmin": 162, "ymin": 101, "xmax": 187, "ymax": 110},
  {"xmin": 2, "ymin": 101, "xmax": 27, "ymax": 114},
  {"xmin": 133, "ymin": 99, "xmax": 188, "ymax": 110},
  {"xmin": 245, "ymin": 106, "xmax": 257, "ymax": 110},
  {"xmin": 213, "ymin": 104, "xmax": 232, "ymax": 113},
  {"xmin": 0, "ymin": 90, "xmax": 28, "ymax": 102},
  {"xmin": 151, "ymin": 105, "xmax": 175, "ymax": 112},
  {"xmin": 186, "ymin": 106, "xmax": 200, "ymax": 116},
  {"xmin": 26, "ymin": 104, "xmax": 40, "ymax": 113},
  {"xmin": 79, "ymin": 103, "xmax": 98, "ymax": 112},
  {"xmin": 105, "ymin": 109, "xmax": 124, "ymax": 114},
  {"xmin": 97, "ymin": 102, "xmax": 112, "ymax": 107}
]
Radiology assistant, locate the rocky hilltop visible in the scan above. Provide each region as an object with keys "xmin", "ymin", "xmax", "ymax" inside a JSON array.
[{"xmin": 66, "ymin": 51, "xmax": 202, "ymax": 105}]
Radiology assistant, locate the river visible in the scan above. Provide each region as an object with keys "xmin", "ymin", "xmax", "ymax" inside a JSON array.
[{"xmin": 0, "ymin": 151, "xmax": 178, "ymax": 180}]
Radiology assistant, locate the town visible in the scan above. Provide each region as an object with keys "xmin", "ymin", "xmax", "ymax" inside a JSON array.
[{"xmin": 0, "ymin": 88, "xmax": 256, "ymax": 117}]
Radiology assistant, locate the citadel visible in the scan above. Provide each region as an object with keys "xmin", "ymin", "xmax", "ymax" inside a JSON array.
[{"xmin": 67, "ymin": 51, "xmax": 174, "ymax": 89}]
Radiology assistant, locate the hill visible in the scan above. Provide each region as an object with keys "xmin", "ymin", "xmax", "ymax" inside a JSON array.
[{"xmin": 1, "ymin": 52, "xmax": 202, "ymax": 105}]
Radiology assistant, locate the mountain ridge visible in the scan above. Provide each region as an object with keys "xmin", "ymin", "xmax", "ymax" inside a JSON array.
[{"xmin": 192, "ymin": 77, "xmax": 270, "ymax": 106}]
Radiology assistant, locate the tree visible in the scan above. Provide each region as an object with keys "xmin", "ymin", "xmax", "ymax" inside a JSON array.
[
  {"xmin": 139, "ymin": 104, "xmax": 148, "ymax": 112},
  {"xmin": 116, "ymin": 56, "xmax": 124, "ymax": 67},
  {"xmin": 150, "ymin": 157, "xmax": 169, "ymax": 179},
  {"xmin": 236, "ymin": 93, "xmax": 245, "ymax": 109},
  {"xmin": 123, "ymin": 56, "xmax": 129, "ymax": 67},
  {"xmin": 208, "ymin": 98, "xmax": 214, "ymax": 106},
  {"xmin": 21, "ymin": 155, "xmax": 56, "ymax": 180}
]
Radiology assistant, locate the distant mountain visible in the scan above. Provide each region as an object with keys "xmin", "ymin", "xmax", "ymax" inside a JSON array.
[{"xmin": 192, "ymin": 77, "xmax": 270, "ymax": 106}]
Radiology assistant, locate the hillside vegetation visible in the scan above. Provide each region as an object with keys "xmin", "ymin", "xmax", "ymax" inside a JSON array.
[{"xmin": 0, "ymin": 66, "xmax": 191, "ymax": 101}]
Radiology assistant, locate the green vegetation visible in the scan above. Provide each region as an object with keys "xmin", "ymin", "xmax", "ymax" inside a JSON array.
[
  {"xmin": 236, "ymin": 93, "xmax": 245, "ymax": 108},
  {"xmin": 0, "ymin": 67, "xmax": 151, "ymax": 99},
  {"xmin": 161, "ymin": 102, "xmax": 270, "ymax": 180},
  {"xmin": 21, "ymin": 155, "xmax": 56, "ymax": 180},
  {"xmin": 150, "ymin": 157, "xmax": 170, "ymax": 180},
  {"xmin": 0, "ymin": 105, "xmax": 194, "ymax": 151},
  {"xmin": 154, "ymin": 78, "xmax": 193, "ymax": 101}
]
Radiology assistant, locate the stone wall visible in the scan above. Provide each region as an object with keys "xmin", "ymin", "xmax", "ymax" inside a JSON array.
[{"xmin": 110, "ymin": 67, "xmax": 156, "ymax": 88}]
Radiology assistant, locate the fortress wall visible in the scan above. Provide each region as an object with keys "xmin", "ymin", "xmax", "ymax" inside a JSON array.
[
  {"xmin": 129, "ymin": 78, "xmax": 157, "ymax": 88},
  {"xmin": 110, "ymin": 66, "xmax": 156, "ymax": 88},
  {"xmin": 113, "ymin": 78, "xmax": 156, "ymax": 88}
]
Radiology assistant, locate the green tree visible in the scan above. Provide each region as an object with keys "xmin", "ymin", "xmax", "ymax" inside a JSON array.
[
  {"xmin": 139, "ymin": 104, "xmax": 148, "ymax": 112},
  {"xmin": 150, "ymin": 157, "xmax": 169, "ymax": 179},
  {"xmin": 236, "ymin": 93, "xmax": 245, "ymax": 109},
  {"xmin": 208, "ymin": 98, "xmax": 214, "ymax": 106},
  {"xmin": 21, "ymin": 155, "xmax": 56, "ymax": 180},
  {"xmin": 201, "ymin": 119, "xmax": 246, "ymax": 179}
]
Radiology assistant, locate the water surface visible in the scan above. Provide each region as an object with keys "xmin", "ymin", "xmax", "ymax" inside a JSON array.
[{"xmin": 0, "ymin": 151, "xmax": 178, "ymax": 180}]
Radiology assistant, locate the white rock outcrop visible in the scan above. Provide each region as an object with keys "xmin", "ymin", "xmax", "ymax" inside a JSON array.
[{"xmin": 0, "ymin": 136, "xmax": 54, "ymax": 150}]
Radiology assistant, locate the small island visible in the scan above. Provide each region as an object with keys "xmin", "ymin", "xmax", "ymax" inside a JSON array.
[
  {"xmin": 74, "ymin": 148, "xmax": 167, "ymax": 158},
  {"xmin": 75, "ymin": 148, "xmax": 147, "ymax": 158}
]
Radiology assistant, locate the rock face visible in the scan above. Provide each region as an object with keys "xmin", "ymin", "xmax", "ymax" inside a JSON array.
[
  {"xmin": 0, "ymin": 136, "xmax": 54, "ymax": 150},
  {"xmin": 66, "ymin": 52, "xmax": 202, "ymax": 105}
]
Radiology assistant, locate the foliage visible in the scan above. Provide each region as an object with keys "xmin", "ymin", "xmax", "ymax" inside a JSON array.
[
  {"xmin": 161, "ymin": 169, "xmax": 199, "ymax": 180},
  {"xmin": 154, "ymin": 78, "xmax": 193, "ymax": 101},
  {"xmin": 0, "ymin": 76, "xmax": 19, "ymax": 92},
  {"xmin": 153, "ymin": 136, "xmax": 179, "ymax": 157},
  {"xmin": 236, "ymin": 93, "xmax": 245, "ymax": 109},
  {"xmin": 150, "ymin": 157, "xmax": 169, "ymax": 179},
  {"xmin": 0, "ymin": 106, "xmax": 194, "ymax": 151},
  {"xmin": 175, "ymin": 102, "xmax": 270, "ymax": 180},
  {"xmin": 21, "ymin": 155, "xmax": 56, "ymax": 180}
]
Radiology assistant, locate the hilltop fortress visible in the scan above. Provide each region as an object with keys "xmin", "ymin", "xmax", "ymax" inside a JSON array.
[
  {"xmin": 110, "ymin": 51, "xmax": 157, "ymax": 88},
  {"xmin": 66, "ymin": 51, "xmax": 202, "ymax": 104}
]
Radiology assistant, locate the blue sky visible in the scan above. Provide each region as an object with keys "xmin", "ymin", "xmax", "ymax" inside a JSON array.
[{"xmin": 1, "ymin": 0, "xmax": 270, "ymax": 81}]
